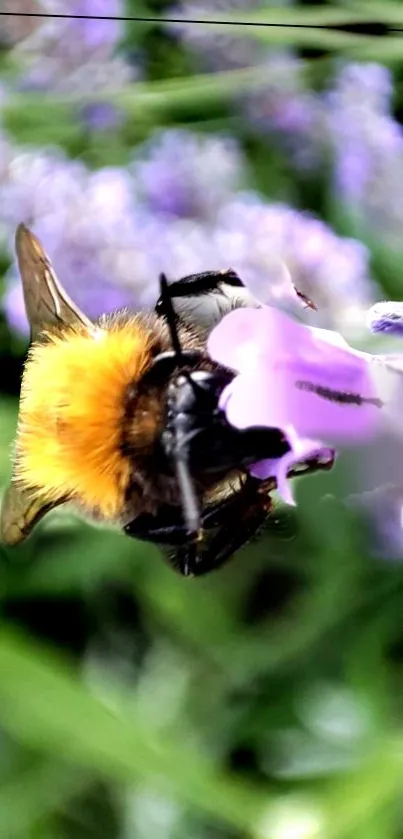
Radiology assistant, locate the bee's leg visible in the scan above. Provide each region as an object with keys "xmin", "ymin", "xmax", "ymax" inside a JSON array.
[
  {"xmin": 124, "ymin": 508, "xmax": 191, "ymax": 546},
  {"xmin": 127, "ymin": 449, "xmax": 335, "ymax": 576},
  {"xmin": 186, "ymin": 452, "xmax": 335, "ymax": 576},
  {"xmin": 184, "ymin": 452, "xmax": 336, "ymax": 577},
  {"xmin": 169, "ymin": 477, "xmax": 273, "ymax": 577},
  {"xmin": 167, "ymin": 483, "xmax": 264, "ymax": 577},
  {"xmin": 173, "ymin": 499, "xmax": 271, "ymax": 577},
  {"xmin": 124, "ymin": 487, "xmax": 249, "ymax": 547},
  {"xmin": 123, "ymin": 505, "xmax": 219, "ymax": 547}
]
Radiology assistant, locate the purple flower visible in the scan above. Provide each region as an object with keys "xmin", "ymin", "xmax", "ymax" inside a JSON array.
[
  {"xmin": 210, "ymin": 198, "xmax": 377, "ymax": 336},
  {"xmin": 79, "ymin": 102, "xmax": 124, "ymax": 132},
  {"xmin": 0, "ymin": 129, "xmax": 378, "ymax": 338},
  {"xmin": 133, "ymin": 130, "xmax": 245, "ymax": 219},
  {"xmin": 327, "ymin": 63, "xmax": 403, "ymax": 249},
  {"xmin": 168, "ymin": 0, "xmax": 270, "ymax": 72},
  {"xmin": 242, "ymin": 55, "xmax": 326, "ymax": 171},
  {"xmin": 11, "ymin": 0, "xmax": 137, "ymax": 95},
  {"xmin": 344, "ymin": 301, "xmax": 403, "ymax": 544},
  {"xmin": 0, "ymin": 148, "xmax": 168, "ymax": 331},
  {"xmin": 208, "ymin": 306, "xmax": 387, "ymax": 503},
  {"xmin": 367, "ymin": 302, "xmax": 403, "ymax": 337},
  {"xmin": 168, "ymin": 5, "xmax": 325, "ymax": 171},
  {"xmin": 251, "ymin": 428, "xmax": 335, "ymax": 507},
  {"xmin": 70, "ymin": 0, "xmax": 122, "ymax": 50}
]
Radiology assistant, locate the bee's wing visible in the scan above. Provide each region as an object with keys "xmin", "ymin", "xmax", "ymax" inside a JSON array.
[
  {"xmin": 155, "ymin": 269, "xmax": 261, "ymax": 334},
  {"xmin": 15, "ymin": 223, "xmax": 93, "ymax": 341},
  {"xmin": 1, "ymin": 226, "xmax": 92, "ymax": 546},
  {"xmin": 0, "ymin": 484, "xmax": 67, "ymax": 546}
]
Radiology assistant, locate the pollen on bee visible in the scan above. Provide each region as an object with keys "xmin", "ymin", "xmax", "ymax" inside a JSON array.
[{"xmin": 15, "ymin": 319, "xmax": 152, "ymax": 520}]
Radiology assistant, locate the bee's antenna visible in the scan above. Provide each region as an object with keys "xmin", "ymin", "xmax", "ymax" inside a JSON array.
[
  {"xmin": 159, "ymin": 272, "xmax": 203, "ymax": 401},
  {"xmin": 159, "ymin": 273, "xmax": 185, "ymax": 366}
]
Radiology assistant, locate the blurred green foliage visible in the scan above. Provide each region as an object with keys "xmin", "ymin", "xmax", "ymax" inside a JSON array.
[{"xmin": 3, "ymin": 2, "xmax": 403, "ymax": 838}]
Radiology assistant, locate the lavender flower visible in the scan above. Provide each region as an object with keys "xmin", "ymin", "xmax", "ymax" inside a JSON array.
[
  {"xmin": 170, "ymin": 6, "xmax": 403, "ymax": 188},
  {"xmin": 0, "ymin": 147, "xmax": 167, "ymax": 330},
  {"xmin": 79, "ymin": 102, "xmax": 123, "ymax": 132},
  {"xmin": 327, "ymin": 63, "xmax": 403, "ymax": 249},
  {"xmin": 11, "ymin": 0, "xmax": 136, "ymax": 95},
  {"xmin": 208, "ymin": 198, "xmax": 377, "ymax": 336},
  {"xmin": 0, "ymin": 128, "xmax": 378, "ymax": 337},
  {"xmin": 241, "ymin": 54, "xmax": 326, "ymax": 171},
  {"xmin": 126, "ymin": 195, "xmax": 377, "ymax": 336},
  {"xmin": 207, "ymin": 305, "xmax": 393, "ymax": 503},
  {"xmin": 341, "ymin": 298, "xmax": 403, "ymax": 531},
  {"xmin": 367, "ymin": 302, "xmax": 403, "ymax": 337},
  {"xmin": 132, "ymin": 130, "xmax": 246, "ymax": 219},
  {"xmin": 251, "ymin": 430, "xmax": 335, "ymax": 507},
  {"xmin": 168, "ymin": 2, "xmax": 325, "ymax": 170},
  {"xmin": 168, "ymin": 0, "xmax": 273, "ymax": 72}
]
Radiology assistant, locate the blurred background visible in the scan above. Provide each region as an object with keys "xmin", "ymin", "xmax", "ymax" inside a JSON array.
[{"xmin": 3, "ymin": 2, "xmax": 403, "ymax": 837}]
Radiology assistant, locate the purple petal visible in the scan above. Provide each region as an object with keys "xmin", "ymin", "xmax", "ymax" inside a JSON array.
[
  {"xmin": 72, "ymin": 0, "xmax": 122, "ymax": 49},
  {"xmin": 80, "ymin": 102, "xmax": 123, "ymax": 131},
  {"xmin": 209, "ymin": 307, "xmax": 384, "ymax": 445},
  {"xmin": 250, "ymin": 428, "xmax": 334, "ymax": 505},
  {"xmin": 367, "ymin": 301, "xmax": 403, "ymax": 336}
]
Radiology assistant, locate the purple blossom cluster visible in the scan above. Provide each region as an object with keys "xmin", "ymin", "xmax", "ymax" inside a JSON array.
[
  {"xmin": 10, "ymin": 0, "xmax": 137, "ymax": 95},
  {"xmin": 168, "ymin": 1, "xmax": 325, "ymax": 170},
  {"xmin": 0, "ymin": 147, "xmax": 161, "ymax": 330},
  {"xmin": 0, "ymin": 117, "xmax": 378, "ymax": 336},
  {"xmin": 133, "ymin": 129, "xmax": 246, "ymax": 219},
  {"xmin": 242, "ymin": 54, "xmax": 326, "ymax": 171},
  {"xmin": 208, "ymin": 197, "xmax": 376, "ymax": 334},
  {"xmin": 169, "ymin": 5, "xmax": 403, "ymax": 196},
  {"xmin": 326, "ymin": 63, "xmax": 403, "ymax": 250},
  {"xmin": 168, "ymin": 0, "xmax": 274, "ymax": 72}
]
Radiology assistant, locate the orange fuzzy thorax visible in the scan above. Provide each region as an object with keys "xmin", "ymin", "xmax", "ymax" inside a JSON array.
[{"xmin": 15, "ymin": 320, "xmax": 152, "ymax": 520}]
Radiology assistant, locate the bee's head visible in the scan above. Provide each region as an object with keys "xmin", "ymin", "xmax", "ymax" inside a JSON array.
[{"xmin": 155, "ymin": 269, "xmax": 261, "ymax": 333}]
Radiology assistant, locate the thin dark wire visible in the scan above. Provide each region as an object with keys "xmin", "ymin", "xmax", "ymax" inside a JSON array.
[{"xmin": 1, "ymin": 10, "xmax": 403, "ymax": 32}]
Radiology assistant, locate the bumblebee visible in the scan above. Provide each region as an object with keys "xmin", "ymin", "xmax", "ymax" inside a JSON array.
[{"xmin": 0, "ymin": 225, "xmax": 331, "ymax": 577}]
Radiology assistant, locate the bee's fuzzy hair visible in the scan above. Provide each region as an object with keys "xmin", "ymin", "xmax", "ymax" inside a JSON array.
[{"xmin": 15, "ymin": 318, "xmax": 153, "ymax": 520}]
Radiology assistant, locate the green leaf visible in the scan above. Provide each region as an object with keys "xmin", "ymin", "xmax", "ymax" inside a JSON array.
[
  {"xmin": 194, "ymin": 25, "xmax": 374, "ymax": 53},
  {"xmin": 0, "ymin": 761, "xmax": 91, "ymax": 839},
  {"xmin": 0, "ymin": 629, "xmax": 269, "ymax": 830},
  {"xmin": 2, "ymin": 520, "xmax": 156, "ymax": 597},
  {"xmin": 343, "ymin": 36, "xmax": 403, "ymax": 63},
  {"xmin": 344, "ymin": 0, "xmax": 403, "ymax": 25},
  {"xmin": 181, "ymin": 6, "xmax": 395, "ymax": 54},
  {"xmin": 3, "ymin": 67, "xmax": 268, "ymax": 132}
]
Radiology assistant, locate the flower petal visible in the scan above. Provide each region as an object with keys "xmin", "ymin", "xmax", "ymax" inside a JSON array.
[
  {"xmin": 211, "ymin": 306, "xmax": 386, "ymax": 445},
  {"xmin": 367, "ymin": 301, "xmax": 403, "ymax": 336},
  {"xmin": 250, "ymin": 428, "xmax": 334, "ymax": 505},
  {"xmin": 207, "ymin": 307, "xmax": 268, "ymax": 373}
]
